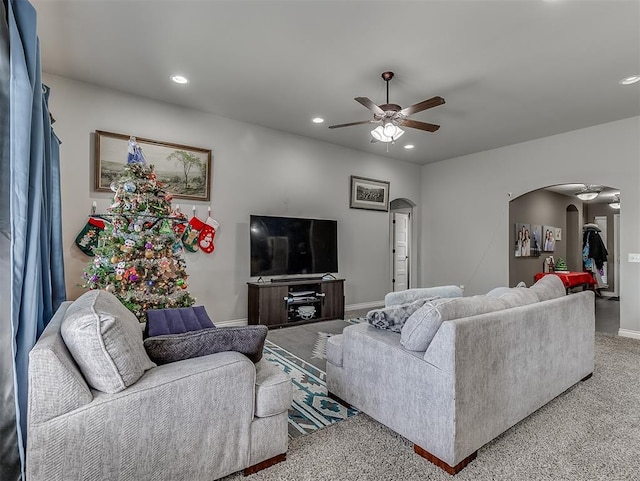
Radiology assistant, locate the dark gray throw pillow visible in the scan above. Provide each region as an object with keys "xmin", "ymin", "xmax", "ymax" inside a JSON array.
[{"xmin": 143, "ymin": 325, "xmax": 268, "ymax": 364}]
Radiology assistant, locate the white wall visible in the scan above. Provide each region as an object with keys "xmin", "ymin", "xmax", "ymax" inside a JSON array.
[
  {"xmin": 421, "ymin": 116, "xmax": 640, "ymax": 337},
  {"xmin": 45, "ymin": 74, "xmax": 422, "ymax": 323}
]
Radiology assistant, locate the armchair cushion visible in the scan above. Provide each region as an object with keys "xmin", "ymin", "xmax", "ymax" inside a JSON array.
[
  {"xmin": 144, "ymin": 325, "xmax": 268, "ymax": 364},
  {"xmin": 145, "ymin": 305, "xmax": 214, "ymax": 337},
  {"xmin": 61, "ymin": 290, "xmax": 156, "ymax": 393}
]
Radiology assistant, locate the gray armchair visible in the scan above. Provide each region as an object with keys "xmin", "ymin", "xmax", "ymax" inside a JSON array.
[{"xmin": 27, "ymin": 300, "xmax": 292, "ymax": 481}]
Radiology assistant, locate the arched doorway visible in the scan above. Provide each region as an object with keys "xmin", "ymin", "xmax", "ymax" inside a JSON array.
[{"xmin": 509, "ymin": 183, "xmax": 620, "ymax": 334}]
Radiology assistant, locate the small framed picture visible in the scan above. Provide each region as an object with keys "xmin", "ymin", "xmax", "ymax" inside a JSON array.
[
  {"xmin": 94, "ymin": 130, "xmax": 212, "ymax": 201},
  {"xmin": 542, "ymin": 226, "xmax": 556, "ymax": 252},
  {"xmin": 349, "ymin": 175, "xmax": 390, "ymax": 211},
  {"xmin": 555, "ymin": 227, "xmax": 562, "ymax": 241}
]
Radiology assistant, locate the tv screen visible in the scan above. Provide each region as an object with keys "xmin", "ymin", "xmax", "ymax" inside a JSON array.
[{"xmin": 250, "ymin": 215, "xmax": 338, "ymax": 277}]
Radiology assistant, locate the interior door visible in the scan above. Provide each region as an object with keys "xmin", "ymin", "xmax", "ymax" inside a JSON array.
[{"xmin": 393, "ymin": 212, "xmax": 410, "ymax": 292}]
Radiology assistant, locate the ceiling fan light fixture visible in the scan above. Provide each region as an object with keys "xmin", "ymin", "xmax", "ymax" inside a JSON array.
[
  {"xmin": 575, "ymin": 185, "xmax": 600, "ymax": 201},
  {"xmin": 371, "ymin": 126, "xmax": 386, "ymax": 142},
  {"xmin": 371, "ymin": 125, "xmax": 404, "ymax": 143},
  {"xmin": 609, "ymin": 194, "xmax": 621, "ymax": 209},
  {"xmin": 383, "ymin": 122, "xmax": 399, "ymax": 137}
]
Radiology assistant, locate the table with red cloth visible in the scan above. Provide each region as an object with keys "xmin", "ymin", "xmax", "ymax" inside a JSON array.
[{"xmin": 533, "ymin": 271, "xmax": 596, "ymax": 293}]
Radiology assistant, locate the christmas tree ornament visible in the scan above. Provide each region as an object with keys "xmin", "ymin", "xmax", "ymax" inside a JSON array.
[
  {"xmin": 181, "ymin": 216, "xmax": 205, "ymax": 252},
  {"xmin": 124, "ymin": 182, "xmax": 136, "ymax": 193},
  {"xmin": 110, "ymin": 181, "xmax": 119, "ymax": 192},
  {"xmin": 198, "ymin": 217, "xmax": 219, "ymax": 254},
  {"xmin": 74, "ymin": 217, "xmax": 106, "ymax": 256},
  {"xmin": 159, "ymin": 219, "xmax": 173, "ymax": 235},
  {"xmin": 145, "ymin": 250, "xmax": 154, "ymax": 259}
]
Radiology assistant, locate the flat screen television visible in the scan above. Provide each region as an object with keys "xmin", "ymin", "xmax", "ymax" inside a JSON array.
[{"xmin": 250, "ymin": 215, "xmax": 338, "ymax": 277}]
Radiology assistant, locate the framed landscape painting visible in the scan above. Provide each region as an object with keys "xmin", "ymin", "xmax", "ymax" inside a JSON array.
[
  {"xmin": 349, "ymin": 175, "xmax": 390, "ymax": 211},
  {"xmin": 94, "ymin": 130, "xmax": 212, "ymax": 201}
]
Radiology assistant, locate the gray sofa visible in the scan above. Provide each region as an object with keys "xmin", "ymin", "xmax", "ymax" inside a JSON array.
[
  {"xmin": 326, "ymin": 276, "xmax": 594, "ymax": 474},
  {"xmin": 27, "ymin": 291, "xmax": 292, "ymax": 481}
]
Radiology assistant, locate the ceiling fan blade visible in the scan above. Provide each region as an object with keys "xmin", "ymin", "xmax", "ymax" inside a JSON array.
[
  {"xmin": 355, "ymin": 97, "xmax": 385, "ymax": 115},
  {"xmin": 328, "ymin": 120, "xmax": 377, "ymax": 129},
  {"xmin": 401, "ymin": 119, "xmax": 441, "ymax": 132},
  {"xmin": 399, "ymin": 96, "xmax": 445, "ymax": 116}
]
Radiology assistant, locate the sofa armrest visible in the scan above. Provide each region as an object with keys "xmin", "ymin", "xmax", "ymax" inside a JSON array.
[{"xmin": 28, "ymin": 302, "xmax": 93, "ymax": 425}]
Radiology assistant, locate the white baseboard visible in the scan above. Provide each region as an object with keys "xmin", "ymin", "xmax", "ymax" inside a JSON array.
[
  {"xmin": 618, "ymin": 329, "xmax": 640, "ymax": 340},
  {"xmin": 345, "ymin": 300, "xmax": 384, "ymax": 311},
  {"xmin": 216, "ymin": 318, "xmax": 248, "ymax": 327}
]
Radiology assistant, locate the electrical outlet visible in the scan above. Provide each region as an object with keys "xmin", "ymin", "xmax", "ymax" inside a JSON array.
[{"xmin": 628, "ymin": 253, "xmax": 640, "ymax": 263}]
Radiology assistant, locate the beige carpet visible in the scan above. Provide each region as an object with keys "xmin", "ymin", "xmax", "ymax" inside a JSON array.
[{"xmin": 223, "ymin": 333, "xmax": 640, "ymax": 480}]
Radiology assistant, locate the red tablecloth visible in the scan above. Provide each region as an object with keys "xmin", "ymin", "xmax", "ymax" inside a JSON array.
[{"xmin": 533, "ymin": 272, "xmax": 596, "ymax": 289}]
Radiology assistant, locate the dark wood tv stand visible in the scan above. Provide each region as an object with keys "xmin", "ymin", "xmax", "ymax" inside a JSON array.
[{"xmin": 247, "ymin": 278, "xmax": 345, "ymax": 328}]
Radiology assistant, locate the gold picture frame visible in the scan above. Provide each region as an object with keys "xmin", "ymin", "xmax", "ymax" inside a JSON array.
[{"xmin": 94, "ymin": 130, "xmax": 212, "ymax": 201}]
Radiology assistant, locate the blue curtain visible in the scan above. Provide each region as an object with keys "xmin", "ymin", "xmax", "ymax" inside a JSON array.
[{"xmin": 8, "ymin": 0, "xmax": 66, "ymax": 476}]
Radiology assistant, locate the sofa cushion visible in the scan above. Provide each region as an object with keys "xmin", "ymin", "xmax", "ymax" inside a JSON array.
[
  {"xmin": 145, "ymin": 306, "xmax": 214, "ymax": 337},
  {"xmin": 254, "ymin": 359, "xmax": 293, "ymax": 417},
  {"xmin": 61, "ymin": 290, "xmax": 156, "ymax": 393},
  {"xmin": 486, "ymin": 286, "xmax": 539, "ymax": 308},
  {"xmin": 384, "ymin": 285, "xmax": 463, "ymax": 307},
  {"xmin": 326, "ymin": 334, "xmax": 344, "ymax": 367},
  {"xmin": 401, "ymin": 295, "xmax": 506, "ymax": 351},
  {"xmin": 530, "ymin": 274, "xmax": 567, "ymax": 302},
  {"xmin": 144, "ymin": 325, "xmax": 268, "ymax": 364},
  {"xmin": 366, "ymin": 297, "xmax": 437, "ymax": 333}
]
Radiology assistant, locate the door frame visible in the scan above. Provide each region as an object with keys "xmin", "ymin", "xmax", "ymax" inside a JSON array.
[{"xmin": 390, "ymin": 207, "xmax": 412, "ymax": 292}]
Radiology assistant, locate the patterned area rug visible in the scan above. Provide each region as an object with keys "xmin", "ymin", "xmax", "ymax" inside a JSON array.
[
  {"xmin": 263, "ymin": 339, "xmax": 358, "ymax": 438},
  {"xmin": 311, "ymin": 317, "xmax": 365, "ymax": 361}
]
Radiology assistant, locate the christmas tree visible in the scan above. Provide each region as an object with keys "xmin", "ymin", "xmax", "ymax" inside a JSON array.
[
  {"xmin": 83, "ymin": 137, "xmax": 195, "ymax": 321},
  {"xmin": 554, "ymin": 257, "xmax": 569, "ymax": 272}
]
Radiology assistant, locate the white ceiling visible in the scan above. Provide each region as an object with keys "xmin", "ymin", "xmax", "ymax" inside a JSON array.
[
  {"xmin": 544, "ymin": 183, "xmax": 620, "ymax": 204},
  {"xmin": 31, "ymin": 0, "xmax": 640, "ymax": 165}
]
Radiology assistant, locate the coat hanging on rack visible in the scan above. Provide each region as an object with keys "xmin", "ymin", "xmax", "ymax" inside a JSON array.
[{"xmin": 583, "ymin": 223, "xmax": 608, "ymax": 288}]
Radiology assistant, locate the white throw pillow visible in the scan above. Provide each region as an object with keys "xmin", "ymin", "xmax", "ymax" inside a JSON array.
[
  {"xmin": 400, "ymin": 295, "xmax": 506, "ymax": 351},
  {"xmin": 61, "ymin": 290, "xmax": 156, "ymax": 393}
]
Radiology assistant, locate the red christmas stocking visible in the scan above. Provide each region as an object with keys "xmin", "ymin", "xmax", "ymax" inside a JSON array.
[
  {"xmin": 181, "ymin": 216, "xmax": 205, "ymax": 252},
  {"xmin": 198, "ymin": 217, "xmax": 219, "ymax": 254}
]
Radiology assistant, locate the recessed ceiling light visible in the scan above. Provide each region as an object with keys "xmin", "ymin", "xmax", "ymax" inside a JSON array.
[
  {"xmin": 619, "ymin": 75, "xmax": 640, "ymax": 85},
  {"xmin": 404, "ymin": 144, "xmax": 415, "ymax": 149},
  {"xmin": 312, "ymin": 117, "xmax": 324, "ymax": 124},
  {"xmin": 170, "ymin": 75, "xmax": 189, "ymax": 84}
]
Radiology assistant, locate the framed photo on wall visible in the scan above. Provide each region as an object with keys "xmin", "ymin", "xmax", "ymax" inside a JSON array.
[
  {"xmin": 531, "ymin": 224, "xmax": 542, "ymax": 257},
  {"xmin": 515, "ymin": 223, "xmax": 531, "ymax": 257},
  {"xmin": 349, "ymin": 175, "xmax": 390, "ymax": 211},
  {"xmin": 542, "ymin": 226, "xmax": 556, "ymax": 252},
  {"xmin": 94, "ymin": 130, "xmax": 212, "ymax": 201}
]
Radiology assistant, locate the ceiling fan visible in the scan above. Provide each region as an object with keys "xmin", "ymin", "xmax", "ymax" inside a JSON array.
[{"xmin": 328, "ymin": 71, "xmax": 445, "ymax": 143}]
